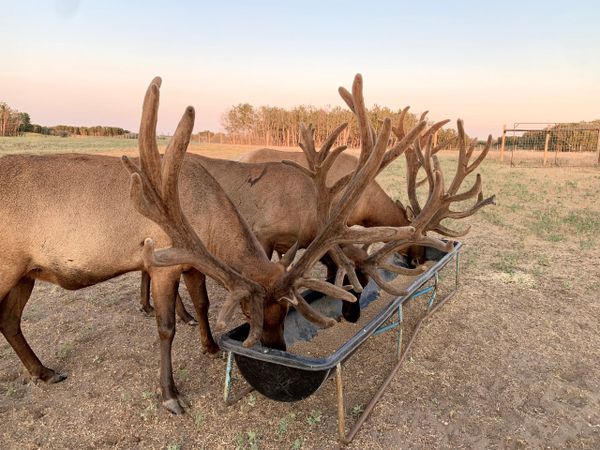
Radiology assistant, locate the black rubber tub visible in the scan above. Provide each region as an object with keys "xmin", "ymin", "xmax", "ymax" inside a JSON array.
[{"xmin": 220, "ymin": 242, "xmax": 461, "ymax": 402}]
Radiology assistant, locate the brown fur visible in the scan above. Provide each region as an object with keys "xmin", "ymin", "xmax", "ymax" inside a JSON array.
[{"xmin": 239, "ymin": 149, "xmax": 409, "ymax": 228}]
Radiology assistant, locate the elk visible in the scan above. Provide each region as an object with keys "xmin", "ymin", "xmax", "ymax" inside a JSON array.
[{"xmin": 0, "ymin": 74, "xmax": 447, "ymax": 414}]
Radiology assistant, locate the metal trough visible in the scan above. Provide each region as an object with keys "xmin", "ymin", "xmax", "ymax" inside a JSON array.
[{"xmin": 220, "ymin": 242, "xmax": 462, "ymax": 431}]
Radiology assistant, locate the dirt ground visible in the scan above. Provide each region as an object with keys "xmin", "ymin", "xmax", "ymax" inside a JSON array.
[{"xmin": 1, "ymin": 142, "xmax": 599, "ymax": 449}]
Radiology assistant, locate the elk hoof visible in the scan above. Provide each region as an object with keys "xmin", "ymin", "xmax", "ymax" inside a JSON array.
[
  {"xmin": 185, "ymin": 318, "xmax": 198, "ymax": 326},
  {"xmin": 162, "ymin": 398, "xmax": 185, "ymax": 415},
  {"xmin": 177, "ymin": 395, "xmax": 191, "ymax": 408},
  {"xmin": 203, "ymin": 342, "xmax": 221, "ymax": 355},
  {"xmin": 37, "ymin": 369, "xmax": 67, "ymax": 384},
  {"xmin": 139, "ymin": 305, "xmax": 155, "ymax": 315}
]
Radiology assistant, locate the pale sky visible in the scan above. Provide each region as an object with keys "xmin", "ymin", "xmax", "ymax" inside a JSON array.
[{"xmin": 1, "ymin": 0, "xmax": 599, "ymax": 139}]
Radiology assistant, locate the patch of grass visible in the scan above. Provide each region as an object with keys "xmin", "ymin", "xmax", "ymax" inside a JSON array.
[
  {"xmin": 194, "ymin": 412, "xmax": 204, "ymax": 428},
  {"xmin": 93, "ymin": 355, "xmax": 103, "ymax": 365},
  {"xmin": 492, "ymin": 251, "xmax": 519, "ymax": 275},
  {"xmin": 5, "ymin": 384, "xmax": 17, "ymax": 397},
  {"xmin": 246, "ymin": 392, "xmax": 256, "ymax": 407},
  {"xmin": 565, "ymin": 180, "xmax": 578, "ymax": 188},
  {"xmin": 235, "ymin": 431, "xmax": 259, "ymax": 450},
  {"xmin": 502, "ymin": 180, "xmax": 531, "ymax": 201},
  {"xmin": 166, "ymin": 444, "xmax": 181, "ymax": 450},
  {"xmin": 564, "ymin": 210, "xmax": 600, "ymax": 235},
  {"xmin": 140, "ymin": 402, "xmax": 157, "ymax": 421},
  {"xmin": 276, "ymin": 413, "xmax": 296, "ymax": 439},
  {"xmin": 307, "ymin": 410, "xmax": 322, "ymax": 426},
  {"xmin": 506, "ymin": 203, "xmax": 525, "ymax": 213},
  {"xmin": 176, "ymin": 367, "xmax": 189, "ymax": 382},
  {"xmin": 479, "ymin": 209, "xmax": 504, "ymax": 227},
  {"xmin": 529, "ymin": 209, "xmax": 565, "ymax": 242},
  {"xmin": 291, "ymin": 438, "xmax": 303, "ymax": 450},
  {"xmin": 141, "ymin": 390, "xmax": 154, "ymax": 400},
  {"xmin": 56, "ymin": 342, "xmax": 74, "ymax": 359},
  {"xmin": 351, "ymin": 403, "xmax": 364, "ymax": 418}
]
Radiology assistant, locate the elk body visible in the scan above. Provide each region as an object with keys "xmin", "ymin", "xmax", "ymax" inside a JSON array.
[{"xmin": 240, "ymin": 149, "xmax": 409, "ymax": 229}]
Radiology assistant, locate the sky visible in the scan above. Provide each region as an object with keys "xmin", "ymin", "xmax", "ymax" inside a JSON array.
[{"xmin": 1, "ymin": 0, "xmax": 599, "ymax": 138}]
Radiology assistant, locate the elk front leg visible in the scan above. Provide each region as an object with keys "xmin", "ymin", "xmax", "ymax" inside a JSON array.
[
  {"xmin": 150, "ymin": 271, "xmax": 185, "ymax": 415},
  {"xmin": 0, "ymin": 277, "xmax": 66, "ymax": 384},
  {"xmin": 182, "ymin": 271, "xmax": 219, "ymax": 354}
]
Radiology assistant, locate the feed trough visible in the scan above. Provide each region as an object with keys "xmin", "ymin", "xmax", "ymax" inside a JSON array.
[{"xmin": 220, "ymin": 242, "xmax": 462, "ymax": 443}]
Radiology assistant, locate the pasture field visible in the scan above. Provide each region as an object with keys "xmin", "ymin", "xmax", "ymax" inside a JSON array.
[{"xmin": 0, "ymin": 137, "xmax": 599, "ymax": 449}]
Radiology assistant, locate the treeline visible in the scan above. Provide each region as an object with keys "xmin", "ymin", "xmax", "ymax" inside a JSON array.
[
  {"xmin": 220, "ymin": 103, "xmax": 458, "ymax": 148},
  {"xmin": 502, "ymin": 121, "xmax": 600, "ymax": 152},
  {"xmin": 0, "ymin": 103, "xmax": 28, "ymax": 136},
  {"xmin": 45, "ymin": 125, "xmax": 129, "ymax": 137},
  {"xmin": 0, "ymin": 101, "xmax": 129, "ymax": 137}
]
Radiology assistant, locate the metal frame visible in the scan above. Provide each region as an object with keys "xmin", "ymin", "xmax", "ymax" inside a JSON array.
[{"xmin": 222, "ymin": 246, "xmax": 461, "ymax": 444}]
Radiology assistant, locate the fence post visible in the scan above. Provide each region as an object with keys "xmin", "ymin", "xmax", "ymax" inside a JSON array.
[
  {"xmin": 500, "ymin": 124, "xmax": 506, "ymax": 162},
  {"xmin": 554, "ymin": 124, "xmax": 560, "ymax": 165},
  {"xmin": 596, "ymin": 129, "xmax": 600, "ymax": 164},
  {"xmin": 543, "ymin": 125, "xmax": 551, "ymax": 167}
]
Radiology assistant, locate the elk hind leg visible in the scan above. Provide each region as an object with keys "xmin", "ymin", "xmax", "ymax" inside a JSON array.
[
  {"xmin": 183, "ymin": 271, "xmax": 219, "ymax": 354},
  {"xmin": 141, "ymin": 271, "xmax": 197, "ymax": 326},
  {"xmin": 0, "ymin": 277, "xmax": 66, "ymax": 383}
]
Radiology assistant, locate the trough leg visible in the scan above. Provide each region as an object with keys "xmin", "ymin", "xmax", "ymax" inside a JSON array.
[
  {"xmin": 335, "ymin": 363, "xmax": 347, "ymax": 443},
  {"xmin": 223, "ymin": 352, "xmax": 254, "ymax": 406}
]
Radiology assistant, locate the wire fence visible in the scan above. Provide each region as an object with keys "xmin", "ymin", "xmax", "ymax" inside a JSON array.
[{"xmin": 498, "ymin": 123, "xmax": 600, "ymax": 167}]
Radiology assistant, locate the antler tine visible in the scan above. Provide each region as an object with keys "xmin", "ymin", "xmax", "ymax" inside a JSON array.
[
  {"xmin": 123, "ymin": 78, "xmax": 265, "ymax": 348},
  {"xmin": 401, "ymin": 118, "xmax": 495, "ymax": 238},
  {"xmin": 317, "ymin": 122, "xmax": 348, "ymax": 165},
  {"xmin": 339, "ymin": 75, "xmax": 376, "ymax": 168},
  {"xmin": 138, "ymin": 77, "xmax": 163, "ymax": 190},
  {"xmin": 292, "ymin": 289, "xmax": 337, "ymax": 328},
  {"xmin": 392, "ymin": 106, "xmax": 410, "ymax": 141},
  {"xmin": 298, "ymin": 123, "xmax": 318, "ymax": 171},
  {"xmin": 377, "ymin": 119, "xmax": 427, "ymax": 176}
]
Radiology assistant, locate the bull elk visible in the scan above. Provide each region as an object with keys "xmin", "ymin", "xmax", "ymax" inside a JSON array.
[{"xmin": 0, "ymin": 74, "xmax": 451, "ymax": 414}]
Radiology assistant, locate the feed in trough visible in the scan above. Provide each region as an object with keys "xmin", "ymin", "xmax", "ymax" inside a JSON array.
[{"xmin": 289, "ymin": 261, "xmax": 436, "ymax": 358}]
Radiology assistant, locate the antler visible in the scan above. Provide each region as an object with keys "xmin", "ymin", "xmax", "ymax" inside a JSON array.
[
  {"xmin": 404, "ymin": 120, "xmax": 496, "ymax": 237},
  {"xmin": 276, "ymin": 74, "xmax": 431, "ymax": 302},
  {"xmin": 122, "ymin": 77, "xmax": 265, "ymax": 347}
]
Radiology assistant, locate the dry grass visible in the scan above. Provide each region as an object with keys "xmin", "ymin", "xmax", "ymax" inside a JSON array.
[{"xmin": 1, "ymin": 138, "xmax": 600, "ymax": 449}]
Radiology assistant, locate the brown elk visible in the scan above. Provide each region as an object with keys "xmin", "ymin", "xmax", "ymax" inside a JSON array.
[{"xmin": 0, "ymin": 74, "xmax": 447, "ymax": 414}]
